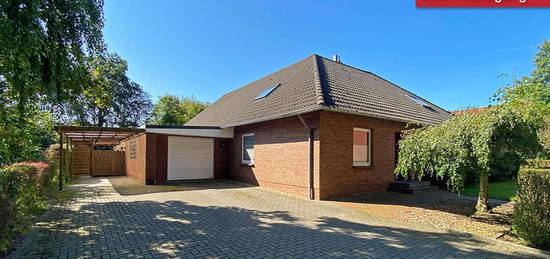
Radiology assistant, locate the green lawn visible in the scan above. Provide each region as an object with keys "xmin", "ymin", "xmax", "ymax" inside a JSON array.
[{"xmin": 462, "ymin": 180, "xmax": 517, "ymax": 201}]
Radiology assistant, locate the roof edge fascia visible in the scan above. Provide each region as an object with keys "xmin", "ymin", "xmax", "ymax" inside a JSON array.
[{"xmin": 219, "ymin": 106, "xmax": 445, "ymax": 129}]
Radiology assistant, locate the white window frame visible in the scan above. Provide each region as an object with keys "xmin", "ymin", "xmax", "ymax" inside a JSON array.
[
  {"xmin": 242, "ymin": 133, "xmax": 255, "ymax": 164},
  {"xmin": 353, "ymin": 128, "xmax": 372, "ymax": 167}
]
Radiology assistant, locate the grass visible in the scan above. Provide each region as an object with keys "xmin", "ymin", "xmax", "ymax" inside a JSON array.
[{"xmin": 462, "ymin": 180, "xmax": 517, "ymax": 201}]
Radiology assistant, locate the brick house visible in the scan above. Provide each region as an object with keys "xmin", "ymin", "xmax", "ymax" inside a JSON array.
[{"xmin": 119, "ymin": 54, "xmax": 451, "ymax": 200}]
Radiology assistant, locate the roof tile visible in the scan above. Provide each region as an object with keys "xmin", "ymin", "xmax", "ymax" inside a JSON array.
[{"xmin": 186, "ymin": 54, "xmax": 451, "ymax": 127}]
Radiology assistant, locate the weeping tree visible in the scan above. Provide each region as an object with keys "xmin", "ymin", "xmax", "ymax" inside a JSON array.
[
  {"xmin": 0, "ymin": 0, "xmax": 105, "ymax": 163},
  {"xmin": 395, "ymin": 107, "xmax": 540, "ymax": 212}
]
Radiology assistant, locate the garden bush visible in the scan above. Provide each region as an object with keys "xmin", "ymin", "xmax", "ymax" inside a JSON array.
[
  {"xmin": 526, "ymin": 159, "xmax": 550, "ymax": 169},
  {"xmin": 513, "ymin": 168, "xmax": 550, "ymax": 249},
  {"xmin": 0, "ymin": 143, "xmax": 71, "ymax": 254},
  {"xmin": 0, "ymin": 163, "xmax": 47, "ymax": 253}
]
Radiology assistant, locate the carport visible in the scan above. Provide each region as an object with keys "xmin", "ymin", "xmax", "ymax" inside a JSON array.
[{"xmin": 55, "ymin": 126, "xmax": 145, "ymax": 190}]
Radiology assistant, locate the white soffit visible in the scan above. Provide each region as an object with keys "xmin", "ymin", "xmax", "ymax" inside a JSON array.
[{"xmin": 145, "ymin": 127, "xmax": 234, "ymax": 138}]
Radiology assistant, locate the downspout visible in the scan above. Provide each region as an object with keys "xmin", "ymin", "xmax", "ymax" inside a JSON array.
[{"xmin": 298, "ymin": 114, "xmax": 315, "ymax": 200}]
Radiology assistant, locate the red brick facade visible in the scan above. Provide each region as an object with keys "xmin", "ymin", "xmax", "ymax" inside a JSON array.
[
  {"xmin": 128, "ymin": 134, "xmax": 229, "ymax": 184},
  {"xmin": 230, "ymin": 112, "xmax": 321, "ymax": 199},
  {"xmin": 121, "ymin": 134, "xmax": 147, "ymax": 184},
  {"xmin": 227, "ymin": 110, "xmax": 406, "ymax": 200},
  {"xmin": 124, "ymin": 111, "xmax": 405, "ymax": 200},
  {"xmin": 318, "ymin": 111, "xmax": 406, "ymax": 199}
]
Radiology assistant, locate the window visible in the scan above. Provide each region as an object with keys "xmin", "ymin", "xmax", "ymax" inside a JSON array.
[
  {"xmin": 353, "ymin": 128, "xmax": 371, "ymax": 166},
  {"xmin": 242, "ymin": 133, "xmax": 255, "ymax": 164},
  {"xmin": 129, "ymin": 139, "xmax": 137, "ymax": 160},
  {"xmin": 94, "ymin": 145, "xmax": 114, "ymax": 151},
  {"xmin": 407, "ymin": 95, "xmax": 430, "ymax": 107},
  {"xmin": 255, "ymin": 84, "xmax": 280, "ymax": 100}
]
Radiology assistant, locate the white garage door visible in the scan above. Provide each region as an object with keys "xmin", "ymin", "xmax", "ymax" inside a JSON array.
[{"xmin": 167, "ymin": 136, "xmax": 214, "ymax": 180}]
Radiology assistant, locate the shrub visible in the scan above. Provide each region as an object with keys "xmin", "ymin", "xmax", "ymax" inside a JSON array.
[
  {"xmin": 513, "ymin": 168, "xmax": 550, "ymax": 249},
  {"xmin": 0, "ymin": 164, "xmax": 46, "ymax": 252},
  {"xmin": 526, "ymin": 159, "xmax": 550, "ymax": 169},
  {"xmin": 0, "ymin": 144, "xmax": 73, "ymax": 254},
  {"xmin": 43, "ymin": 143, "xmax": 71, "ymax": 186}
]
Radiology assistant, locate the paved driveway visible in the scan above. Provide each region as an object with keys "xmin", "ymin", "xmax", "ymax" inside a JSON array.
[{"xmin": 9, "ymin": 177, "xmax": 549, "ymax": 258}]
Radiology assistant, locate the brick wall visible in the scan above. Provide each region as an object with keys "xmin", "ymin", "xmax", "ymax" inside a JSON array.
[
  {"xmin": 120, "ymin": 134, "xmax": 147, "ymax": 184},
  {"xmin": 229, "ymin": 112, "xmax": 320, "ymax": 199},
  {"xmin": 318, "ymin": 111, "xmax": 406, "ymax": 199},
  {"xmin": 155, "ymin": 134, "xmax": 168, "ymax": 182},
  {"xmin": 145, "ymin": 134, "xmax": 229, "ymax": 184}
]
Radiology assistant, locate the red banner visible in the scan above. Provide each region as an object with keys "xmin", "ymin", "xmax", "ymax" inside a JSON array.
[{"xmin": 417, "ymin": 0, "xmax": 550, "ymax": 7}]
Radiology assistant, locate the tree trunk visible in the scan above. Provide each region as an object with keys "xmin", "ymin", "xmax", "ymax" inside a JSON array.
[
  {"xmin": 476, "ymin": 171, "xmax": 490, "ymax": 212},
  {"xmin": 97, "ymin": 108, "xmax": 105, "ymax": 127}
]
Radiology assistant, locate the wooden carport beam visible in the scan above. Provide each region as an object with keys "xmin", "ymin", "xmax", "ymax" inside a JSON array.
[
  {"xmin": 54, "ymin": 125, "xmax": 146, "ymax": 179},
  {"xmin": 56, "ymin": 125, "xmax": 145, "ymax": 133}
]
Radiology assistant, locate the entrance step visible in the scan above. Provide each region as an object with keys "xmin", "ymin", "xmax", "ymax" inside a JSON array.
[{"xmin": 388, "ymin": 180, "xmax": 439, "ymax": 194}]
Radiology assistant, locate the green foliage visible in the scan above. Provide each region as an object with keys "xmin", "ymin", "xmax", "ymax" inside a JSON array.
[
  {"xmin": 395, "ymin": 108, "xmax": 541, "ymax": 211},
  {"xmin": 526, "ymin": 159, "xmax": 550, "ymax": 169},
  {"xmin": 0, "ymin": 104, "xmax": 57, "ymax": 166},
  {"xmin": 0, "ymin": 0, "xmax": 104, "ymax": 165},
  {"xmin": 149, "ymin": 94, "xmax": 209, "ymax": 126},
  {"xmin": 513, "ymin": 167, "xmax": 550, "ymax": 249},
  {"xmin": 0, "ymin": 144, "xmax": 73, "ymax": 254},
  {"xmin": 0, "ymin": 163, "xmax": 48, "ymax": 253},
  {"xmin": 63, "ymin": 53, "xmax": 153, "ymax": 127},
  {"xmin": 494, "ymin": 41, "xmax": 550, "ymax": 144},
  {"xmin": 0, "ymin": 0, "xmax": 105, "ymax": 109},
  {"xmin": 540, "ymin": 117, "xmax": 550, "ymax": 153}
]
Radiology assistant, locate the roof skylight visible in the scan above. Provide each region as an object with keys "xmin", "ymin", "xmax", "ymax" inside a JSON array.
[
  {"xmin": 255, "ymin": 84, "xmax": 280, "ymax": 100},
  {"xmin": 407, "ymin": 95, "xmax": 430, "ymax": 107}
]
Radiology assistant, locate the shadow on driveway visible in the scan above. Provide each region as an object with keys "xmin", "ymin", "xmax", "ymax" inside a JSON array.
[
  {"xmin": 10, "ymin": 187, "xmax": 549, "ymax": 258},
  {"xmin": 108, "ymin": 176, "xmax": 249, "ymax": 196}
]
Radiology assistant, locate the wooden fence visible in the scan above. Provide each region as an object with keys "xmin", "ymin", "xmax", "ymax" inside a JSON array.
[
  {"xmin": 91, "ymin": 150, "xmax": 125, "ymax": 176},
  {"xmin": 72, "ymin": 144, "xmax": 91, "ymax": 175},
  {"xmin": 70, "ymin": 144, "xmax": 125, "ymax": 176}
]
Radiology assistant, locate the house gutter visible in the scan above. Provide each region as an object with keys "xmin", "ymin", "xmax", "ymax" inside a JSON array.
[{"xmin": 297, "ymin": 114, "xmax": 315, "ymax": 200}]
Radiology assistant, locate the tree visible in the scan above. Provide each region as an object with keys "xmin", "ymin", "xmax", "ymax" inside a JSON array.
[
  {"xmin": 0, "ymin": 103, "xmax": 57, "ymax": 166},
  {"xmin": 64, "ymin": 53, "xmax": 153, "ymax": 127},
  {"xmin": 0, "ymin": 0, "xmax": 105, "ymax": 114},
  {"xmin": 541, "ymin": 117, "xmax": 550, "ymax": 153},
  {"xmin": 149, "ymin": 95, "xmax": 208, "ymax": 126},
  {"xmin": 0, "ymin": 0, "xmax": 105, "ymax": 163},
  {"xmin": 395, "ymin": 108, "xmax": 540, "ymax": 212},
  {"xmin": 495, "ymin": 41, "xmax": 550, "ymax": 127}
]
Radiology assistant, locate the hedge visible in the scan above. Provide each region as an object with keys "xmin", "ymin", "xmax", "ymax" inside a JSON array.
[
  {"xmin": 513, "ymin": 167, "xmax": 550, "ymax": 249},
  {"xmin": 0, "ymin": 144, "xmax": 62, "ymax": 254},
  {"xmin": 526, "ymin": 159, "xmax": 550, "ymax": 169},
  {"xmin": 0, "ymin": 163, "xmax": 49, "ymax": 252}
]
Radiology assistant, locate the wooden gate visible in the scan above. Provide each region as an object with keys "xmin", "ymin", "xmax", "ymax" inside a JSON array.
[
  {"xmin": 91, "ymin": 150, "xmax": 125, "ymax": 176},
  {"xmin": 72, "ymin": 144, "xmax": 92, "ymax": 175}
]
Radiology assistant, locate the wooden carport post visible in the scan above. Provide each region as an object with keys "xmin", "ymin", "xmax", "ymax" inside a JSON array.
[
  {"xmin": 90, "ymin": 141, "xmax": 95, "ymax": 176},
  {"xmin": 69, "ymin": 139, "xmax": 73, "ymax": 180},
  {"xmin": 59, "ymin": 130, "xmax": 64, "ymax": 191}
]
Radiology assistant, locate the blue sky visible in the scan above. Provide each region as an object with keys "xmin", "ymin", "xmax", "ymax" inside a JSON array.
[{"xmin": 103, "ymin": 1, "xmax": 549, "ymax": 111}]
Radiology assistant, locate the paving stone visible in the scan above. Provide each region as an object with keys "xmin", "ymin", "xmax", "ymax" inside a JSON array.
[{"xmin": 7, "ymin": 177, "xmax": 550, "ymax": 258}]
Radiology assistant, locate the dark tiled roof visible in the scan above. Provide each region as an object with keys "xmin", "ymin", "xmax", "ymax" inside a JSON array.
[{"xmin": 186, "ymin": 54, "xmax": 451, "ymax": 127}]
